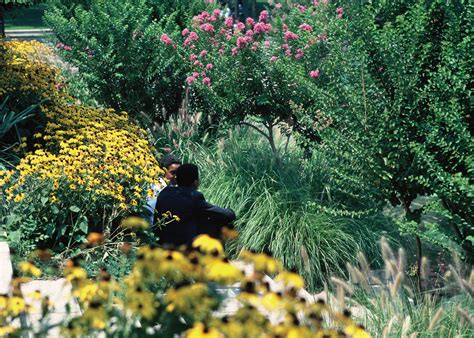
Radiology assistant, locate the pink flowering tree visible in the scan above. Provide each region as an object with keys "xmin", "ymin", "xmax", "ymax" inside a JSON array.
[{"xmin": 165, "ymin": 3, "xmax": 344, "ymax": 160}]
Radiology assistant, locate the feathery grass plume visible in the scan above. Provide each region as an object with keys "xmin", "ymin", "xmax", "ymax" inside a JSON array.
[
  {"xmin": 448, "ymin": 264, "xmax": 466, "ymax": 292},
  {"xmin": 456, "ymin": 306, "xmax": 473, "ymax": 326},
  {"xmin": 427, "ymin": 307, "xmax": 444, "ymax": 331},
  {"xmin": 420, "ymin": 256, "xmax": 429, "ymax": 280},
  {"xmin": 409, "ymin": 333, "xmax": 418, "ymax": 338},
  {"xmin": 346, "ymin": 262, "xmax": 359, "ymax": 283},
  {"xmin": 336, "ymin": 285, "xmax": 346, "ymax": 309},
  {"xmin": 331, "ymin": 277, "xmax": 354, "ymax": 295},
  {"xmin": 371, "ymin": 276, "xmax": 384, "ymax": 286},
  {"xmin": 469, "ymin": 270, "xmax": 474, "ymax": 288},
  {"xmin": 382, "ymin": 315, "xmax": 398, "ymax": 338},
  {"xmin": 403, "ymin": 285, "xmax": 415, "ymax": 299},
  {"xmin": 357, "ymin": 252, "xmax": 370, "ymax": 275},
  {"xmin": 389, "ymin": 272, "xmax": 404, "ymax": 298},
  {"xmin": 380, "ymin": 237, "xmax": 395, "ymax": 262},
  {"xmin": 397, "ymin": 248, "xmax": 406, "ymax": 273},
  {"xmin": 353, "ymin": 267, "xmax": 371, "ymax": 292},
  {"xmin": 386, "ymin": 259, "xmax": 399, "ymax": 281},
  {"xmin": 300, "ymin": 245, "xmax": 310, "ymax": 273},
  {"xmin": 401, "ymin": 315, "xmax": 411, "ymax": 338}
]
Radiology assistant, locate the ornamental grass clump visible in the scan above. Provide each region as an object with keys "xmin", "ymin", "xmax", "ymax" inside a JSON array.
[
  {"xmin": 337, "ymin": 238, "xmax": 474, "ymax": 337},
  {"xmin": 1, "ymin": 233, "xmax": 371, "ymax": 337},
  {"xmin": 0, "ymin": 40, "xmax": 164, "ymax": 255}
]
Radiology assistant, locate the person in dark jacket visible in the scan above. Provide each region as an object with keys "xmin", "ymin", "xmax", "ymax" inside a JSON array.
[{"xmin": 155, "ymin": 163, "xmax": 236, "ymax": 246}]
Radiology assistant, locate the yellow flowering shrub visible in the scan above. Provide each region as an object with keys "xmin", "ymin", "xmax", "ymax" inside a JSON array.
[
  {"xmin": 0, "ymin": 40, "xmax": 164, "ymax": 253},
  {"xmin": 1, "ymin": 235, "xmax": 371, "ymax": 338}
]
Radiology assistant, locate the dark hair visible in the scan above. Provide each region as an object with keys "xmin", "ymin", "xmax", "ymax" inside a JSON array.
[
  {"xmin": 159, "ymin": 154, "xmax": 182, "ymax": 169},
  {"xmin": 176, "ymin": 163, "xmax": 199, "ymax": 187}
]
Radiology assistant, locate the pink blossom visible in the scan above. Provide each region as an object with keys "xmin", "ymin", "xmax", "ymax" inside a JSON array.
[
  {"xmin": 56, "ymin": 43, "xmax": 64, "ymax": 49},
  {"xmin": 224, "ymin": 17, "xmax": 233, "ymax": 28},
  {"xmin": 192, "ymin": 72, "xmax": 200, "ymax": 77},
  {"xmin": 295, "ymin": 49, "xmax": 304, "ymax": 58},
  {"xmin": 189, "ymin": 32, "xmax": 199, "ymax": 41},
  {"xmin": 236, "ymin": 21, "xmax": 245, "ymax": 31},
  {"xmin": 254, "ymin": 22, "xmax": 271, "ymax": 34},
  {"xmin": 246, "ymin": 17, "xmax": 255, "ymax": 26},
  {"xmin": 193, "ymin": 60, "xmax": 201, "ymax": 66},
  {"xmin": 202, "ymin": 77, "xmax": 211, "ymax": 86},
  {"xmin": 237, "ymin": 36, "xmax": 248, "ymax": 48},
  {"xmin": 283, "ymin": 23, "xmax": 288, "ymax": 31},
  {"xmin": 251, "ymin": 42, "xmax": 259, "ymax": 50},
  {"xmin": 231, "ymin": 47, "xmax": 238, "ymax": 56},
  {"xmin": 298, "ymin": 5, "xmax": 308, "ymax": 13},
  {"xmin": 190, "ymin": 54, "xmax": 198, "ymax": 61},
  {"xmin": 285, "ymin": 49, "xmax": 292, "ymax": 56},
  {"xmin": 213, "ymin": 9, "xmax": 221, "ymax": 17},
  {"xmin": 336, "ymin": 7, "xmax": 343, "ymax": 19},
  {"xmin": 299, "ymin": 23, "xmax": 313, "ymax": 31},
  {"xmin": 206, "ymin": 63, "xmax": 214, "ymax": 70},
  {"xmin": 284, "ymin": 31, "xmax": 299, "ymax": 41},
  {"xmin": 246, "ymin": 30, "xmax": 254, "ymax": 37},
  {"xmin": 218, "ymin": 48, "xmax": 225, "ymax": 54},
  {"xmin": 160, "ymin": 34, "xmax": 173, "ymax": 45},
  {"xmin": 312, "ymin": 0, "xmax": 319, "ymax": 5},
  {"xmin": 275, "ymin": 4, "xmax": 282, "ymax": 9},
  {"xmin": 309, "ymin": 69, "xmax": 320, "ymax": 78},
  {"xmin": 270, "ymin": 56, "xmax": 278, "ymax": 62},
  {"xmin": 200, "ymin": 23, "xmax": 214, "ymax": 33},
  {"xmin": 259, "ymin": 10, "xmax": 269, "ymax": 22},
  {"xmin": 201, "ymin": 72, "xmax": 207, "ymax": 77},
  {"xmin": 182, "ymin": 28, "xmax": 190, "ymax": 36},
  {"xmin": 281, "ymin": 43, "xmax": 289, "ymax": 49},
  {"xmin": 200, "ymin": 50, "xmax": 208, "ymax": 57},
  {"xmin": 304, "ymin": 44, "xmax": 310, "ymax": 49},
  {"xmin": 63, "ymin": 45, "xmax": 72, "ymax": 51},
  {"xmin": 186, "ymin": 76, "xmax": 196, "ymax": 85},
  {"xmin": 264, "ymin": 40, "xmax": 271, "ymax": 48}
]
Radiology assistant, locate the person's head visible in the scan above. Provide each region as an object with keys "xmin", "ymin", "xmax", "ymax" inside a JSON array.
[
  {"xmin": 160, "ymin": 154, "xmax": 182, "ymax": 185},
  {"xmin": 176, "ymin": 163, "xmax": 199, "ymax": 188}
]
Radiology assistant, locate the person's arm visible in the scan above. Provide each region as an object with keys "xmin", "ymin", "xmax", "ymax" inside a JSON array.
[{"xmin": 194, "ymin": 191, "xmax": 236, "ymax": 224}]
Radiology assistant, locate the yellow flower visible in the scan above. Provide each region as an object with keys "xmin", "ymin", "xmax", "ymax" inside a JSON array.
[
  {"xmin": 8, "ymin": 296, "xmax": 26, "ymax": 316},
  {"xmin": 205, "ymin": 259, "xmax": 242, "ymax": 284},
  {"xmin": 18, "ymin": 261, "xmax": 42, "ymax": 277},
  {"xmin": 13, "ymin": 193, "xmax": 26, "ymax": 203},
  {"xmin": 275, "ymin": 271, "xmax": 305, "ymax": 289},
  {"xmin": 0, "ymin": 326, "xmax": 16, "ymax": 336},
  {"xmin": 121, "ymin": 216, "xmax": 149, "ymax": 229},
  {"xmin": 186, "ymin": 322, "xmax": 222, "ymax": 338},
  {"xmin": 192, "ymin": 234, "xmax": 224, "ymax": 255}
]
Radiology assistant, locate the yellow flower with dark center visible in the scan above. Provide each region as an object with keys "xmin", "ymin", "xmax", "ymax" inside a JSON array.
[
  {"xmin": 165, "ymin": 283, "xmax": 217, "ymax": 319},
  {"xmin": 185, "ymin": 322, "xmax": 222, "ymax": 338},
  {"xmin": 205, "ymin": 258, "xmax": 243, "ymax": 284},
  {"xmin": 7, "ymin": 297, "xmax": 26, "ymax": 316},
  {"xmin": 127, "ymin": 293, "xmax": 156, "ymax": 320},
  {"xmin": 65, "ymin": 267, "xmax": 88, "ymax": 282},
  {"xmin": 192, "ymin": 234, "xmax": 224, "ymax": 255},
  {"xmin": 18, "ymin": 261, "xmax": 42, "ymax": 277},
  {"xmin": 275, "ymin": 271, "xmax": 305, "ymax": 289}
]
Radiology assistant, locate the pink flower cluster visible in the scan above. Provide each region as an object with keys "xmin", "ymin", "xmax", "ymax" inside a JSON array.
[
  {"xmin": 284, "ymin": 31, "xmax": 299, "ymax": 41},
  {"xmin": 336, "ymin": 7, "xmax": 343, "ymax": 19},
  {"xmin": 309, "ymin": 69, "xmax": 320, "ymax": 78},
  {"xmin": 56, "ymin": 43, "xmax": 72, "ymax": 51},
  {"xmin": 160, "ymin": 34, "xmax": 173, "ymax": 45},
  {"xmin": 299, "ymin": 23, "xmax": 313, "ymax": 32}
]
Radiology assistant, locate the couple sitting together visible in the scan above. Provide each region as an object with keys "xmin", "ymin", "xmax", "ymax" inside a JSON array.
[{"xmin": 145, "ymin": 154, "xmax": 236, "ymax": 246}]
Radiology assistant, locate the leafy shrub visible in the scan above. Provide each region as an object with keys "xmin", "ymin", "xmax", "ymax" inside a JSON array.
[
  {"xmin": 0, "ymin": 40, "xmax": 163, "ymax": 256},
  {"xmin": 43, "ymin": 0, "xmax": 206, "ymax": 122},
  {"xmin": 168, "ymin": 4, "xmax": 343, "ymax": 159}
]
